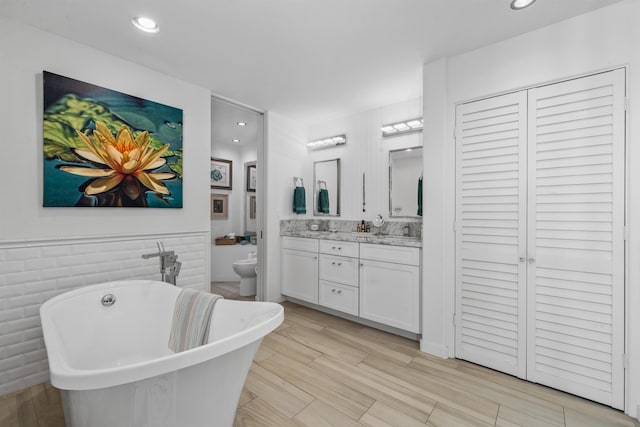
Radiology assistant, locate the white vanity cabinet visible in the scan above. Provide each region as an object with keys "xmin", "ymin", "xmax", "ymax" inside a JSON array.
[
  {"xmin": 318, "ymin": 240, "xmax": 359, "ymax": 315},
  {"xmin": 281, "ymin": 236, "xmax": 421, "ymax": 335},
  {"xmin": 359, "ymin": 243, "xmax": 420, "ymax": 333},
  {"xmin": 281, "ymin": 237, "xmax": 319, "ymax": 304}
]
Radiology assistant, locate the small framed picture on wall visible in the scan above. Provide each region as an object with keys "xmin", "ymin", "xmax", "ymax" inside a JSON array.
[
  {"xmin": 211, "ymin": 158, "xmax": 233, "ymax": 189},
  {"xmin": 249, "ymin": 195, "xmax": 257, "ymax": 219},
  {"xmin": 211, "ymin": 194, "xmax": 229, "ymax": 220},
  {"xmin": 246, "ymin": 164, "xmax": 257, "ymax": 192}
]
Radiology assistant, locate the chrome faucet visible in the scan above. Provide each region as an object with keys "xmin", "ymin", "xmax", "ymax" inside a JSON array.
[{"xmin": 142, "ymin": 242, "xmax": 182, "ymax": 285}]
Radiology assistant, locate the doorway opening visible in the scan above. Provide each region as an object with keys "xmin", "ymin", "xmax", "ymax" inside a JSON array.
[{"xmin": 210, "ymin": 96, "xmax": 264, "ymax": 301}]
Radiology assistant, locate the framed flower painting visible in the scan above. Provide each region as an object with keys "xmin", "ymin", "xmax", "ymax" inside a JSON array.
[
  {"xmin": 42, "ymin": 71, "xmax": 183, "ymax": 208},
  {"xmin": 211, "ymin": 158, "xmax": 233, "ymax": 189}
]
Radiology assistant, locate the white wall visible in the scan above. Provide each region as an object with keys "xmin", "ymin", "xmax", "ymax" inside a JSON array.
[
  {"xmin": 0, "ymin": 18, "xmax": 212, "ymax": 396},
  {"xmin": 0, "ymin": 17, "xmax": 211, "ymax": 243},
  {"xmin": 263, "ymin": 112, "xmax": 308, "ymax": 302},
  {"xmin": 422, "ymin": 0, "xmax": 640, "ymax": 417},
  {"xmin": 308, "ymin": 98, "xmax": 423, "ymax": 221}
]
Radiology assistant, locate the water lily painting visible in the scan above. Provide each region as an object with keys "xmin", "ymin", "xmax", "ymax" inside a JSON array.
[{"xmin": 43, "ymin": 71, "xmax": 183, "ymax": 207}]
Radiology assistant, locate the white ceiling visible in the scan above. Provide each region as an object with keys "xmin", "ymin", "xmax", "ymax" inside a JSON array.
[
  {"xmin": 0, "ymin": 0, "xmax": 624, "ymax": 126},
  {"xmin": 211, "ymin": 97, "xmax": 262, "ymax": 148}
]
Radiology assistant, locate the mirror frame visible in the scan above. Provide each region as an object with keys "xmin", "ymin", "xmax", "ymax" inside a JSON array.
[
  {"xmin": 313, "ymin": 158, "xmax": 341, "ymax": 217},
  {"xmin": 244, "ymin": 160, "xmax": 257, "ymax": 234},
  {"xmin": 389, "ymin": 146, "xmax": 422, "ymax": 218}
]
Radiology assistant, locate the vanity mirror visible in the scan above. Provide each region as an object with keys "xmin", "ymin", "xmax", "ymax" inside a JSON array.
[
  {"xmin": 313, "ymin": 158, "xmax": 340, "ymax": 216},
  {"xmin": 389, "ymin": 147, "xmax": 423, "ymax": 218}
]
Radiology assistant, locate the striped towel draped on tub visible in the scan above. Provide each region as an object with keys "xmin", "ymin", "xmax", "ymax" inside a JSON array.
[{"xmin": 168, "ymin": 289, "xmax": 222, "ymax": 352}]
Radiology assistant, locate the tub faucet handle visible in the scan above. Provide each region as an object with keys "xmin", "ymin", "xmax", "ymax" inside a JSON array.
[{"xmin": 173, "ymin": 261, "xmax": 182, "ymax": 277}]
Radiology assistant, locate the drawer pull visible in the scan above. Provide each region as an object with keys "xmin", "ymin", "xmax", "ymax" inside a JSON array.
[
  {"xmin": 330, "ymin": 261, "xmax": 343, "ymax": 266},
  {"xmin": 330, "ymin": 288, "xmax": 343, "ymax": 294}
]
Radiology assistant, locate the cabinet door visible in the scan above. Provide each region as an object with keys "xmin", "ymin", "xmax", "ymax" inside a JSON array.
[
  {"xmin": 359, "ymin": 259, "xmax": 420, "ymax": 333},
  {"xmin": 282, "ymin": 249, "xmax": 318, "ymax": 304}
]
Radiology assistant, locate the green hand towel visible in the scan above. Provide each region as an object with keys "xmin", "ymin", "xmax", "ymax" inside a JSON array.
[
  {"xmin": 417, "ymin": 177, "xmax": 423, "ymax": 216},
  {"xmin": 293, "ymin": 186, "xmax": 306, "ymax": 214},
  {"xmin": 318, "ymin": 189, "xmax": 330, "ymax": 214}
]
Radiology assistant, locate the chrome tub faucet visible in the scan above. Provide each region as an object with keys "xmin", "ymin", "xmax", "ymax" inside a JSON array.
[{"xmin": 142, "ymin": 242, "xmax": 182, "ymax": 285}]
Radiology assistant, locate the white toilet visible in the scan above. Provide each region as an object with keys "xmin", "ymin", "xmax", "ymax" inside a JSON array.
[{"xmin": 232, "ymin": 252, "xmax": 257, "ymax": 296}]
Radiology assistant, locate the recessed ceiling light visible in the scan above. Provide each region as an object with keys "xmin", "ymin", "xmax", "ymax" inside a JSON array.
[
  {"xmin": 510, "ymin": 0, "xmax": 536, "ymax": 10},
  {"xmin": 236, "ymin": 121, "xmax": 247, "ymax": 126},
  {"xmin": 132, "ymin": 16, "xmax": 159, "ymax": 33},
  {"xmin": 232, "ymin": 139, "xmax": 240, "ymax": 143}
]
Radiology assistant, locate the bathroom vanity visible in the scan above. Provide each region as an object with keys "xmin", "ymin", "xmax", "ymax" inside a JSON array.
[{"xmin": 281, "ymin": 232, "xmax": 421, "ymax": 336}]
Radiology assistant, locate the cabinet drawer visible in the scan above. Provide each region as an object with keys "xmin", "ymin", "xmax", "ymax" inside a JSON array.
[
  {"xmin": 319, "ymin": 280, "xmax": 358, "ymax": 316},
  {"xmin": 319, "ymin": 239, "xmax": 359, "ymax": 257},
  {"xmin": 319, "ymin": 254, "xmax": 359, "ymax": 286},
  {"xmin": 360, "ymin": 243, "xmax": 420, "ymax": 266},
  {"xmin": 282, "ymin": 236, "xmax": 319, "ymax": 252}
]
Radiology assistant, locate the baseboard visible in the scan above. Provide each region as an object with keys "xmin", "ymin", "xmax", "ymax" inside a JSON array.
[
  {"xmin": 284, "ymin": 297, "xmax": 421, "ymax": 341},
  {"xmin": 419, "ymin": 340, "xmax": 449, "ymax": 358}
]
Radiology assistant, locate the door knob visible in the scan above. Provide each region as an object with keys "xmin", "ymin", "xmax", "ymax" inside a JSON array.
[
  {"xmin": 528, "ymin": 258, "xmax": 535, "ymax": 263},
  {"xmin": 519, "ymin": 257, "xmax": 525, "ymax": 263}
]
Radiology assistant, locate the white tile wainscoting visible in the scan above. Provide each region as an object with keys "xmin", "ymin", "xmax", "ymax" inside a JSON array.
[{"xmin": 0, "ymin": 232, "xmax": 209, "ymax": 396}]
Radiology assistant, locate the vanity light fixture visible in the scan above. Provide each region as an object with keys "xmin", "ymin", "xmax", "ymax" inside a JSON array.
[
  {"xmin": 381, "ymin": 118, "xmax": 423, "ymax": 137},
  {"xmin": 132, "ymin": 16, "xmax": 159, "ymax": 33},
  {"xmin": 510, "ymin": 0, "xmax": 536, "ymax": 10},
  {"xmin": 306, "ymin": 134, "xmax": 347, "ymax": 150},
  {"xmin": 236, "ymin": 121, "xmax": 247, "ymax": 126},
  {"xmin": 232, "ymin": 139, "xmax": 240, "ymax": 143}
]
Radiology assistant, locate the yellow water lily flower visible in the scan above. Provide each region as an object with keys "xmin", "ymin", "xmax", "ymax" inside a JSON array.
[{"xmin": 60, "ymin": 122, "xmax": 175, "ymax": 196}]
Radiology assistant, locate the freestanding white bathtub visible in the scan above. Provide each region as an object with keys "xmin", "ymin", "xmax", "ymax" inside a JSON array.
[{"xmin": 39, "ymin": 280, "xmax": 284, "ymax": 427}]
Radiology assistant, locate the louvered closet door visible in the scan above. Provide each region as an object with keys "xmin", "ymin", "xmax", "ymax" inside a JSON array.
[
  {"xmin": 527, "ymin": 69, "xmax": 625, "ymax": 409},
  {"xmin": 455, "ymin": 91, "xmax": 528, "ymax": 378}
]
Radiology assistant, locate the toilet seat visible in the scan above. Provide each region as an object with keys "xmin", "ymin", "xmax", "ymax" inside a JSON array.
[{"xmin": 233, "ymin": 258, "xmax": 257, "ymax": 267}]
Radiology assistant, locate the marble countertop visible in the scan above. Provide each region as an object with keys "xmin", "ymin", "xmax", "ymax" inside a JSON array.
[{"xmin": 280, "ymin": 230, "xmax": 422, "ymax": 248}]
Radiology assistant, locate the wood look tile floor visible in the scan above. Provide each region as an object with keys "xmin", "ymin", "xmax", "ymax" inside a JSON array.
[
  {"xmin": 211, "ymin": 281, "xmax": 256, "ymax": 301},
  {"xmin": 1, "ymin": 302, "xmax": 638, "ymax": 426}
]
